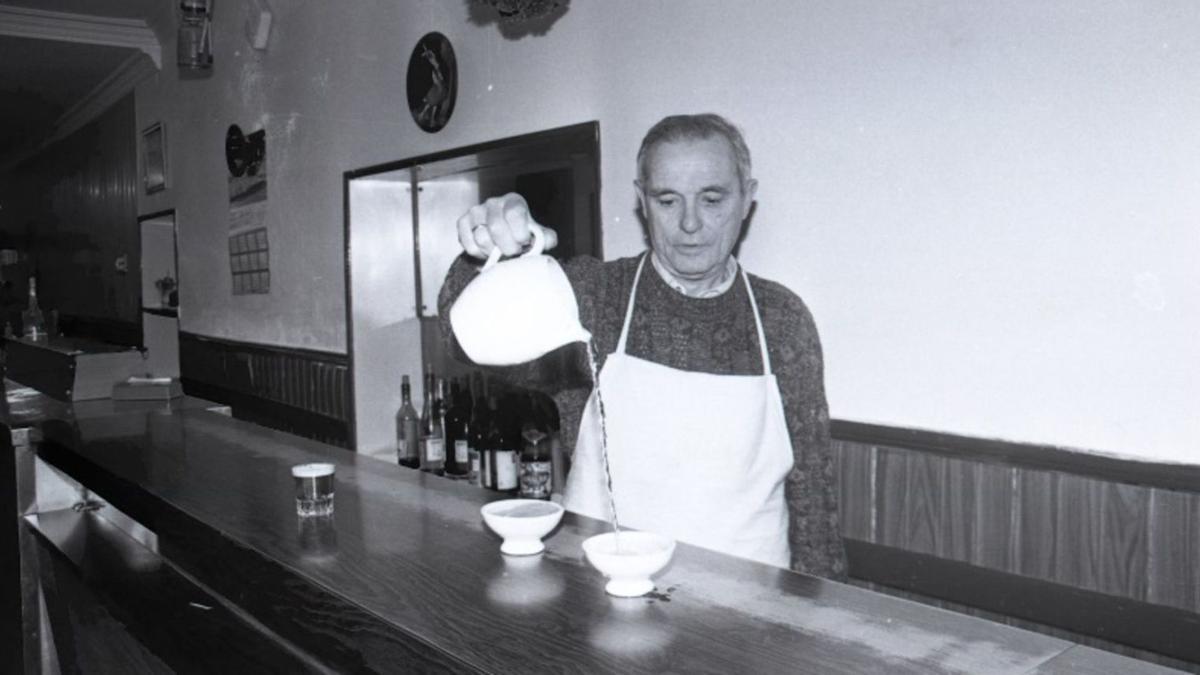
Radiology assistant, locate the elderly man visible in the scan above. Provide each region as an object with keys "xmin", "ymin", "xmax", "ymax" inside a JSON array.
[{"xmin": 439, "ymin": 114, "xmax": 846, "ymax": 579}]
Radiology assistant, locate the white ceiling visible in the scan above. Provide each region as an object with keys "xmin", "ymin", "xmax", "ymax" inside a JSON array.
[{"xmin": 0, "ymin": 0, "xmax": 160, "ymax": 164}]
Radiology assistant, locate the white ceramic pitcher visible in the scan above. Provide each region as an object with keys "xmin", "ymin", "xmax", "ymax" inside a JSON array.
[{"xmin": 449, "ymin": 227, "xmax": 591, "ymax": 365}]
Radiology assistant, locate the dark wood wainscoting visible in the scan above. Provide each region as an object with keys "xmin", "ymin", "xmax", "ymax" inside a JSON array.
[
  {"xmin": 179, "ymin": 333, "xmax": 350, "ymax": 448},
  {"xmin": 57, "ymin": 315, "xmax": 141, "ymax": 350},
  {"xmin": 833, "ymin": 421, "xmax": 1200, "ymax": 668}
]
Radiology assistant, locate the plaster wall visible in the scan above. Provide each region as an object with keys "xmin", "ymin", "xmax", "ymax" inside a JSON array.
[{"xmin": 135, "ymin": 1, "xmax": 1199, "ymax": 463}]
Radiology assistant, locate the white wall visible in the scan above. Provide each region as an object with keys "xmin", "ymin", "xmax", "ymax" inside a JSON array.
[{"xmin": 136, "ymin": 1, "xmax": 1199, "ymax": 464}]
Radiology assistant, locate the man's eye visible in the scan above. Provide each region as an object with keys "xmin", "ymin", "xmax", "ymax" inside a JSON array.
[
  {"xmin": 656, "ymin": 197, "xmax": 677, "ymax": 207},
  {"xmin": 702, "ymin": 194, "xmax": 724, "ymax": 206}
]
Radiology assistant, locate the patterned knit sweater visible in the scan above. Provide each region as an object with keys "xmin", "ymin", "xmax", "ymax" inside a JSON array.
[{"xmin": 438, "ymin": 253, "xmax": 848, "ymax": 580}]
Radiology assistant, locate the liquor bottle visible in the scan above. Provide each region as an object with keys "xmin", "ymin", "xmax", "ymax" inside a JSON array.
[
  {"xmin": 519, "ymin": 400, "xmax": 552, "ymax": 500},
  {"xmin": 420, "ymin": 369, "xmax": 445, "ymax": 475},
  {"xmin": 481, "ymin": 394, "xmax": 503, "ymax": 490},
  {"xmin": 468, "ymin": 378, "xmax": 490, "ymax": 486},
  {"xmin": 443, "ymin": 378, "xmax": 470, "ymax": 478},
  {"xmin": 22, "ymin": 277, "xmax": 46, "ymax": 343},
  {"xmin": 395, "ymin": 374, "xmax": 420, "ymax": 468},
  {"xmin": 491, "ymin": 392, "xmax": 520, "ymax": 495}
]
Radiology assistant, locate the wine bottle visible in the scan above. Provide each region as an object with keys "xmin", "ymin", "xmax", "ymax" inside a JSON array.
[
  {"xmin": 491, "ymin": 392, "xmax": 520, "ymax": 495},
  {"xmin": 395, "ymin": 374, "xmax": 420, "ymax": 468},
  {"xmin": 468, "ymin": 376, "xmax": 489, "ymax": 486},
  {"xmin": 482, "ymin": 394, "xmax": 503, "ymax": 490},
  {"xmin": 22, "ymin": 276, "xmax": 46, "ymax": 343},
  {"xmin": 420, "ymin": 368, "xmax": 445, "ymax": 475},
  {"xmin": 444, "ymin": 378, "xmax": 470, "ymax": 477}
]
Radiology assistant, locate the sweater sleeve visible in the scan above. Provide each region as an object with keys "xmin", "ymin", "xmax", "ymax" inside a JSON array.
[{"xmin": 771, "ymin": 290, "xmax": 849, "ymax": 581}]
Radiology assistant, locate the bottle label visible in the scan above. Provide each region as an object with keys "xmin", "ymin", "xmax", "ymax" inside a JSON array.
[
  {"xmin": 424, "ymin": 438, "xmax": 445, "ymax": 462},
  {"xmin": 496, "ymin": 450, "xmax": 518, "ymax": 490},
  {"xmin": 481, "ymin": 451, "xmax": 492, "ymax": 488},
  {"xmin": 454, "ymin": 440, "xmax": 469, "ymax": 463},
  {"xmin": 397, "ymin": 439, "xmax": 408, "ymax": 457},
  {"xmin": 519, "ymin": 460, "xmax": 552, "ymax": 499},
  {"xmin": 469, "ymin": 450, "xmax": 480, "ymax": 486}
]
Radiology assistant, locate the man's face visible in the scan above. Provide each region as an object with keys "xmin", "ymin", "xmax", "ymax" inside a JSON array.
[{"xmin": 636, "ymin": 136, "xmax": 757, "ymax": 287}]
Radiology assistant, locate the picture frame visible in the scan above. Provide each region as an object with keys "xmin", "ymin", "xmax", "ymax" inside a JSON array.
[{"xmin": 141, "ymin": 122, "xmax": 167, "ymax": 194}]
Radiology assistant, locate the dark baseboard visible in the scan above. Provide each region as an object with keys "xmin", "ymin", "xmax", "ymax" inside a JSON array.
[
  {"xmin": 846, "ymin": 538, "xmax": 1200, "ymax": 666},
  {"xmin": 178, "ymin": 332, "xmax": 350, "ymax": 448},
  {"xmin": 56, "ymin": 315, "xmax": 141, "ymax": 350},
  {"xmin": 831, "ymin": 419, "xmax": 1200, "ymax": 493},
  {"xmin": 180, "ymin": 378, "xmax": 349, "ymax": 448}
]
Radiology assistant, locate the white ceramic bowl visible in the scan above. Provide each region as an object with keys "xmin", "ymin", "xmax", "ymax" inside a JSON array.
[
  {"xmin": 480, "ymin": 499, "xmax": 565, "ymax": 555},
  {"xmin": 581, "ymin": 531, "xmax": 676, "ymax": 597}
]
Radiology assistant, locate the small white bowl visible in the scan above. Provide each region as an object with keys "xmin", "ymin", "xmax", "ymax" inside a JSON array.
[
  {"xmin": 582, "ymin": 531, "xmax": 675, "ymax": 597},
  {"xmin": 480, "ymin": 499, "xmax": 565, "ymax": 556}
]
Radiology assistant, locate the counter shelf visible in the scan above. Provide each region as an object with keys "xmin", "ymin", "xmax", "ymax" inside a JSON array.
[{"xmin": 13, "ymin": 403, "xmax": 1182, "ymax": 674}]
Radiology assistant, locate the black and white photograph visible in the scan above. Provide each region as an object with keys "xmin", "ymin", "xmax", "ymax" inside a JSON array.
[{"xmin": 0, "ymin": 0, "xmax": 1196, "ymax": 673}]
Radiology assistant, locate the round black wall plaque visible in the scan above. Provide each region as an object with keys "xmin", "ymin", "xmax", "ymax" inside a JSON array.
[{"xmin": 406, "ymin": 32, "xmax": 458, "ymax": 133}]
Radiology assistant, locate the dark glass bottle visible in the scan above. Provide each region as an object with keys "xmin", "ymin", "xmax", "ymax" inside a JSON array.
[
  {"xmin": 519, "ymin": 396, "xmax": 552, "ymax": 500},
  {"xmin": 444, "ymin": 378, "xmax": 470, "ymax": 477},
  {"xmin": 420, "ymin": 369, "xmax": 445, "ymax": 475},
  {"xmin": 395, "ymin": 374, "xmax": 420, "ymax": 468},
  {"xmin": 468, "ymin": 378, "xmax": 489, "ymax": 486},
  {"xmin": 490, "ymin": 393, "xmax": 520, "ymax": 495},
  {"xmin": 482, "ymin": 394, "xmax": 504, "ymax": 490}
]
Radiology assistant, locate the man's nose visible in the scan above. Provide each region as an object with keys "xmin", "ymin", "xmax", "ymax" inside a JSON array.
[{"xmin": 680, "ymin": 201, "xmax": 702, "ymax": 234}]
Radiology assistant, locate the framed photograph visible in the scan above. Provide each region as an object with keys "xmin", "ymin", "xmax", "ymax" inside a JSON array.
[{"xmin": 142, "ymin": 122, "xmax": 167, "ymax": 194}]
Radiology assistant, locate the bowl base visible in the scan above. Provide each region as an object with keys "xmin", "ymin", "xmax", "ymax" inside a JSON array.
[
  {"xmin": 500, "ymin": 539, "xmax": 545, "ymax": 556},
  {"xmin": 605, "ymin": 578, "xmax": 654, "ymax": 597}
]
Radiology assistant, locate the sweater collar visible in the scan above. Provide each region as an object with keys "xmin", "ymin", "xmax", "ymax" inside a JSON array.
[{"xmin": 648, "ymin": 251, "xmax": 739, "ymax": 299}]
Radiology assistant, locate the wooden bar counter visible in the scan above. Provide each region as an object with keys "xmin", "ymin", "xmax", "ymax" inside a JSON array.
[{"xmin": 14, "ymin": 397, "xmax": 1186, "ymax": 673}]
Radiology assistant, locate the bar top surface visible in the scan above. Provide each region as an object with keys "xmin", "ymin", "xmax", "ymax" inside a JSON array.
[{"xmin": 33, "ymin": 407, "xmax": 1183, "ymax": 674}]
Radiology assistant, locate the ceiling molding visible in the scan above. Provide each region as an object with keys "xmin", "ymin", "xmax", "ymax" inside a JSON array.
[
  {"xmin": 51, "ymin": 51, "xmax": 156, "ymax": 144},
  {"xmin": 0, "ymin": 5, "xmax": 161, "ymax": 68}
]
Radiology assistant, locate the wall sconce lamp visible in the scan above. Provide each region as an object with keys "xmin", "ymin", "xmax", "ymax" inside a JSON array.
[{"xmin": 178, "ymin": 0, "xmax": 214, "ymax": 74}]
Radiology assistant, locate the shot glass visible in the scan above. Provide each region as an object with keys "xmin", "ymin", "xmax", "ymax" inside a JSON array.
[{"xmin": 292, "ymin": 463, "xmax": 335, "ymax": 517}]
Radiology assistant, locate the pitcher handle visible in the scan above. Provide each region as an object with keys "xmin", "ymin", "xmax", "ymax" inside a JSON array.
[{"xmin": 481, "ymin": 226, "xmax": 546, "ymax": 272}]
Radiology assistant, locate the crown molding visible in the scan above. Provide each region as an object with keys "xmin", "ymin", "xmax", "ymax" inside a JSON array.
[
  {"xmin": 51, "ymin": 51, "xmax": 157, "ymax": 144},
  {"xmin": 0, "ymin": 5, "xmax": 161, "ymax": 68}
]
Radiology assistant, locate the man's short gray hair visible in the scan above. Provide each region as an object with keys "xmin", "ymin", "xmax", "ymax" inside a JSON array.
[{"xmin": 636, "ymin": 113, "xmax": 753, "ymax": 187}]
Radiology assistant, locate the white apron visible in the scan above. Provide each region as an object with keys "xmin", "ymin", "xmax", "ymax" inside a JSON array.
[{"xmin": 563, "ymin": 256, "xmax": 794, "ymax": 568}]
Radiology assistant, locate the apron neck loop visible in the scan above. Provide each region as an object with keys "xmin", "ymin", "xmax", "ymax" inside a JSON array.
[
  {"xmin": 618, "ymin": 253, "xmax": 773, "ymax": 375},
  {"xmin": 740, "ymin": 269, "xmax": 772, "ymax": 375},
  {"xmin": 615, "ymin": 254, "xmax": 648, "ymax": 354}
]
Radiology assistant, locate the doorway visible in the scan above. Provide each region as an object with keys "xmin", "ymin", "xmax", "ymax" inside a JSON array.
[
  {"xmin": 343, "ymin": 122, "xmax": 601, "ymax": 457},
  {"xmin": 137, "ymin": 210, "xmax": 180, "ymax": 377}
]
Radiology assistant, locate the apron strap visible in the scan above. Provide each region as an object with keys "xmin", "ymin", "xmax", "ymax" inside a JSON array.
[
  {"xmin": 740, "ymin": 269, "xmax": 773, "ymax": 375},
  {"xmin": 614, "ymin": 254, "xmax": 648, "ymax": 354},
  {"xmin": 618, "ymin": 254, "xmax": 773, "ymax": 375}
]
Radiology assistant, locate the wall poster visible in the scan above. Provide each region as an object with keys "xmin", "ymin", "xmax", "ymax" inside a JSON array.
[{"xmin": 225, "ymin": 124, "xmax": 270, "ymax": 294}]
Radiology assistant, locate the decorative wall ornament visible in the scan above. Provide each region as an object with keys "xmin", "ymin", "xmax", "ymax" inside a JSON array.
[
  {"xmin": 177, "ymin": 0, "xmax": 213, "ymax": 74},
  {"xmin": 406, "ymin": 32, "xmax": 457, "ymax": 133},
  {"xmin": 471, "ymin": 0, "xmax": 568, "ymax": 23},
  {"xmin": 141, "ymin": 122, "xmax": 167, "ymax": 194}
]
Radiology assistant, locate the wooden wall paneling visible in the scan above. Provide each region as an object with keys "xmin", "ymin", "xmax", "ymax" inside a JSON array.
[
  {"xmin": 873, "ymin": 446, "xmax": 906, "ymax": 549},
  {"xmin": 971, "ymin": 462, "xmax": 1017, "ymax": 571},
  {"xmin": 875, "ymin": 446, "xmax": 942, "ymax": 555},
  {"xmin": 1053, "ymin": 473, "xmax": 1102, "ymax": 592},
  {"xmin": 1016, "ymin": 469, "xmax": 1059, "ymax": 581},
  {"xmin": 1146, "ymin": 488, "xmax": 1199, "ymax": 612},
  {"xmin": 835, "ymin": 440, "xmax": 875, "ymax": 541},
  {"xmin": 1097, "ymin": 482, "xmax": 1149, "ymax": 601},
  {"xmin": 938, "ymin": 456, "xmax": 977, "ymax": 563}
]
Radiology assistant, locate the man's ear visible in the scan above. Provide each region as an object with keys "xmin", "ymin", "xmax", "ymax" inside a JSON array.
[
  {"xmin": 634, "ymin": 179, "xmax": 648, "ymax": 216},
  {"xmin": 743, "ymin": 178, "xmax": 759, "ymax": 219}
]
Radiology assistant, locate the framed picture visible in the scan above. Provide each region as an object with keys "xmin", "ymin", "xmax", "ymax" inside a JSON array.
[{"xmin": 142, "ymin": 122, "xmax": 167, "ymax": 194}]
